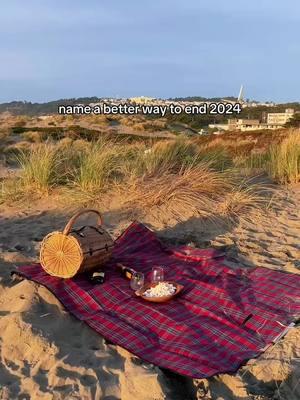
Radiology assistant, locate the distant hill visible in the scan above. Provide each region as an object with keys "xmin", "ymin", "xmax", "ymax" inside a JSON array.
[
  {"xmin": 0, "ymin": 96, "xmax": 242, "ymax": 115},
  {"xmin": 0, "ymin": 97, "xmax": 102, "ymax": 116},
  {"xmin": 1, "ymin": 98, "xmax": 299, "ymax": 125}
]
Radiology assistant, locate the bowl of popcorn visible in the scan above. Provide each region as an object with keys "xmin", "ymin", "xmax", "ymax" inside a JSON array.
[{"xmin": 135, "ymin": 281, "xmax": 184, "ymax": 303}]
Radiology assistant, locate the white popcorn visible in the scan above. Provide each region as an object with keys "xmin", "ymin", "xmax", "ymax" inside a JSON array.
[{"xmin": 143, "ymin": 282, "xmax": 176, "ymax": 298}]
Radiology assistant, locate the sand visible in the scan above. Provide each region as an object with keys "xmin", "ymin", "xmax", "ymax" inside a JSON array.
[{"xmin": 0, "ymin": 185, "xmax": 299, "ymax": 400}]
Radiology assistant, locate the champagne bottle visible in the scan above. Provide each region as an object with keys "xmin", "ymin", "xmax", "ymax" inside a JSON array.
[{"xmin": 116, "ymin": 263, "xmax": 136, "ymax": 279}]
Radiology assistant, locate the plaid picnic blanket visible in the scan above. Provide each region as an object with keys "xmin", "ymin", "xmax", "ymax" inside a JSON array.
[{"xmin": 17, "ymin": 222, "xmax": 300, "ymax": 378}]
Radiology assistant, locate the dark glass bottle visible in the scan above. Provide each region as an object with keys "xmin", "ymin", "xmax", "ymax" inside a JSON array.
[{"xmin": 116, "ymin": 263, "xmax": 136, "ymax": 280}]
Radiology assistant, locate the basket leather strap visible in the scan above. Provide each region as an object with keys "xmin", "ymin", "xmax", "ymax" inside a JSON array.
[{"xmin": 63, "ymin": 209, "xmax": 103, "ymax": 235}]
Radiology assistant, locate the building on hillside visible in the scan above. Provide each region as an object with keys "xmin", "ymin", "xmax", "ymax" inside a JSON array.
[
  {"xmin": 228, "ymin": 119, "xmax": 261, "ymax": 131},
  {"xmin": 38, "ymin": 115, "xmax": 52, "ymax": 120},
  {"xmin": 267, "ymin": 109, "xmax": 295, "ymax": 126},
  {"xmin": 209, "ymin": 119, "xmax": 261, "ymax": 132},
  {"xmin": 208, "ymin": 123, "xmax": 230, "ymax": 131},
  {"xmin": 209, "ymin": 117, "xmax": 283, "ymax": 132},
  {"xmin": 129, "ymin": 96, "xmax": 156, "ymax": 104}
]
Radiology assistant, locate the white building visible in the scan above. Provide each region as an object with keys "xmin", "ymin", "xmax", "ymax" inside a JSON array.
[
  {"xmin": 267, "ymin": 109, "xmax": 295, "ymax": 126},
  {"xmin": 209, "ymin": 118, "xmax": 283, "ymax": 132}
]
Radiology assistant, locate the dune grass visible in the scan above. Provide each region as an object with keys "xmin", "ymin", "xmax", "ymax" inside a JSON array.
[
  {"xmin": 127, "ymin": 139, "xmax": 232, "ymax": 179},
  {"xmin": 70, "ymin": 138, "xmax": 123, "ymax": 194},
  {"xmin": 15, "ymin": 144, "xmax": 63, "ymax": 194},
  {"xmin": 266, "ymin": 132, "xmax": 300, "ymax": 184},
  {"xmin": 218, "ymin": 180, "xmax": 269, "ymax": 222},
  {"xmin": 0, "ymin": 134, "xmax": 274, "ymax": 222},
  {"xmin": 136, "ymin": 139, "xmax": 198, "ymax": 175},
  {"xmin": 0, "ymin": 178, "xmax": 24, "ymax": 205},
  {"xmin": 0, "ymin": 129, "xmax": 10, "ymax": 141},
  {"xmin": 123, "ymin": 161, "xmax": 231, "ymax": 216},
  {"xmin": 232, "ymin": 153, "xmax": 269, "ymax": 177},
  {"xmin": 58, "ymin": 136, "xmax": 258, "ymax": 220},
  {"xmin": 123, "ymin": 161, "xmax": 267, "ymax": 221}
]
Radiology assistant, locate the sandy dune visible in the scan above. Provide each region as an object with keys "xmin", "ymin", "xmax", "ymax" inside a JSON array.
[{"xmin": 0, "ymin": 186, "xmax": 299, "ymax": 399}]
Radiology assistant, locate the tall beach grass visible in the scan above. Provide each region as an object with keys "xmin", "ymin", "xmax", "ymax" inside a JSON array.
[
  {"xmin": 266, "ymin": 132, "xmax": 300, "ymax": 184},
  {"xmin": 16, "ymin": 144, "xmax": 62, "ymax": 194},
  {"xmin": 0, "ymin": 134, "xmax": 275, "ymax": 222},
  {"xmin": 70, "ymin": 138, "xmax": 123, "ymax": 194}
]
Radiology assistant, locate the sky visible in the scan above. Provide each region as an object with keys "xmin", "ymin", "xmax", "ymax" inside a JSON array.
[{"xmin": 0, "ymin": 0, "xmax": 299, "ymax": 103}]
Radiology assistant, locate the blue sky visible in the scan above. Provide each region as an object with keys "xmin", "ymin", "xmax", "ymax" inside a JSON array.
[{"xmin": 0, "ymin": 0, "xmax": 299, "ymax": 103}]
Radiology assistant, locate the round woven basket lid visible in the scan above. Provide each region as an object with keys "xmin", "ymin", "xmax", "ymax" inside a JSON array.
[{"xmin": 40, "ymin": 231, "xmax": 83, "ymax": 278}]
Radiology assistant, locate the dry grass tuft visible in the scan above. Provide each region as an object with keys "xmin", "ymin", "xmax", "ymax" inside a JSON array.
[
  {"xmin": 124, "ymin": 162, "xmax": 232, "ymax": 219},
  {"xmin": 69, "ymin": 138, "xmax": 122, "ymax": 196},
  {"xmin": 0, "ymin": 130, "xmax": 273, "ymax": 222},
  {"xmin": 266, "ymin": 131, "xmax": 300, "ymax": 184},
  {"xmin": 218, "ymin": 180, "xmax": 270, "ymax": 223},
  {"xmin": 0, "ymin": 178, "xmax": 24, "ymax": 205},
  {"xmin": 137, "ymin": 139, "xmax": 198, "ymax": 175},
  {"xmin": 123, "ymin": 161, "xmax": 270, "ymax": 222},
  {"xmin": 0, "ymin": 129, "xmax": 10, "ymax": 141},
  {"xmin": 16, "ymin": 144, "xmax": 63, "ymax": 194},
  {"xmin": 22, "ymin": 131, "xmax": 45, "ymax": 143}
]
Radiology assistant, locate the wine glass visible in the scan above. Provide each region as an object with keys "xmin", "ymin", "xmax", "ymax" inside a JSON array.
[
  {"xmin": 151, "ymin": 266, "xmax": 164, "ymax": 283},
  {"xmin": 130, "ymin": 272, "xmax": 145, "ymax": 291}
]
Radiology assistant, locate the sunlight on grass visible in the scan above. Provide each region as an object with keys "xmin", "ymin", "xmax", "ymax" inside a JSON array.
[
  {"xmin": 70, "ymin": 138, "xmax": 122, "ymax": 194},
  {"xmin": 123, "ymin": 161, "xmax": 233, "ymax": 219},
  {"xmin": 0, "ymin": 132, "xmax": 279, "ymax": 222},
  {"xmin": 16, "ymin": 144, "xmax": 62, "ymax": 194},
  {"xmin": 266, "ymin": 131, "xmax": 300, "ymax": 184}
]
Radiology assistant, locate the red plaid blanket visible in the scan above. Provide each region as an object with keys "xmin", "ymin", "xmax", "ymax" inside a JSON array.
[{"xmin": 17, "ymin": 222, "xmax": 300, "ymax": 378}]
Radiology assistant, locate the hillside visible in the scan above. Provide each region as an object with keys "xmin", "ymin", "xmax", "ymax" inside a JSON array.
[{"xmin": 1, "ymin": 98, "xmax": 300, "ymax": 131}]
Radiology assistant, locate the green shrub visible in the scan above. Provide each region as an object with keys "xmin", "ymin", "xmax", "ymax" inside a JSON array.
[{"xmin": 11, "ymin": 126, "xmax": 27, "ymax": 134}]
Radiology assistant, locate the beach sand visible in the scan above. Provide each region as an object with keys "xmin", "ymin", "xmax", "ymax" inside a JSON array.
[{"xmin": 0, "ymin": 186, "xmax": 299, "ymax": 400}]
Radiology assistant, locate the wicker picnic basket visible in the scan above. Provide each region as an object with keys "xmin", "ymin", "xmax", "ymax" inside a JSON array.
[{"xmin": 40, "ymin": 209, "xmax": 114, "ymax": 278}]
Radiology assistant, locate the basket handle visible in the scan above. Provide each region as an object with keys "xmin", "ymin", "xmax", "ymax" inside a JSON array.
[{"xmin": 63, "ymin": 209, "xmax": 103, "ymax": 235}]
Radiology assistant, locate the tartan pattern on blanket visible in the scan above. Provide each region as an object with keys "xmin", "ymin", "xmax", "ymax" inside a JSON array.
[{"xmin": 17, "ymin": 222, "xmax": 300, "ymax": 378}]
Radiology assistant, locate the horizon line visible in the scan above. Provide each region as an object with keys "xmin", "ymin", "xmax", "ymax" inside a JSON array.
[{"xmin": 1, "ymin": 96, "xmax": 300, "ymax": 105}]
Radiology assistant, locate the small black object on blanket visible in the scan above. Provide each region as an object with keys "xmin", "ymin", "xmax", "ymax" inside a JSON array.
[{"xmin": 88, "ymin": 271, "xmax": 106, "ymax": 284}]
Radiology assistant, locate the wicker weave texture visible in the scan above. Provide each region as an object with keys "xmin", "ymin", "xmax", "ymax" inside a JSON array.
[{"xmin": 40, "ymin": 210, "xmax": 114, "ymax": 278}]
